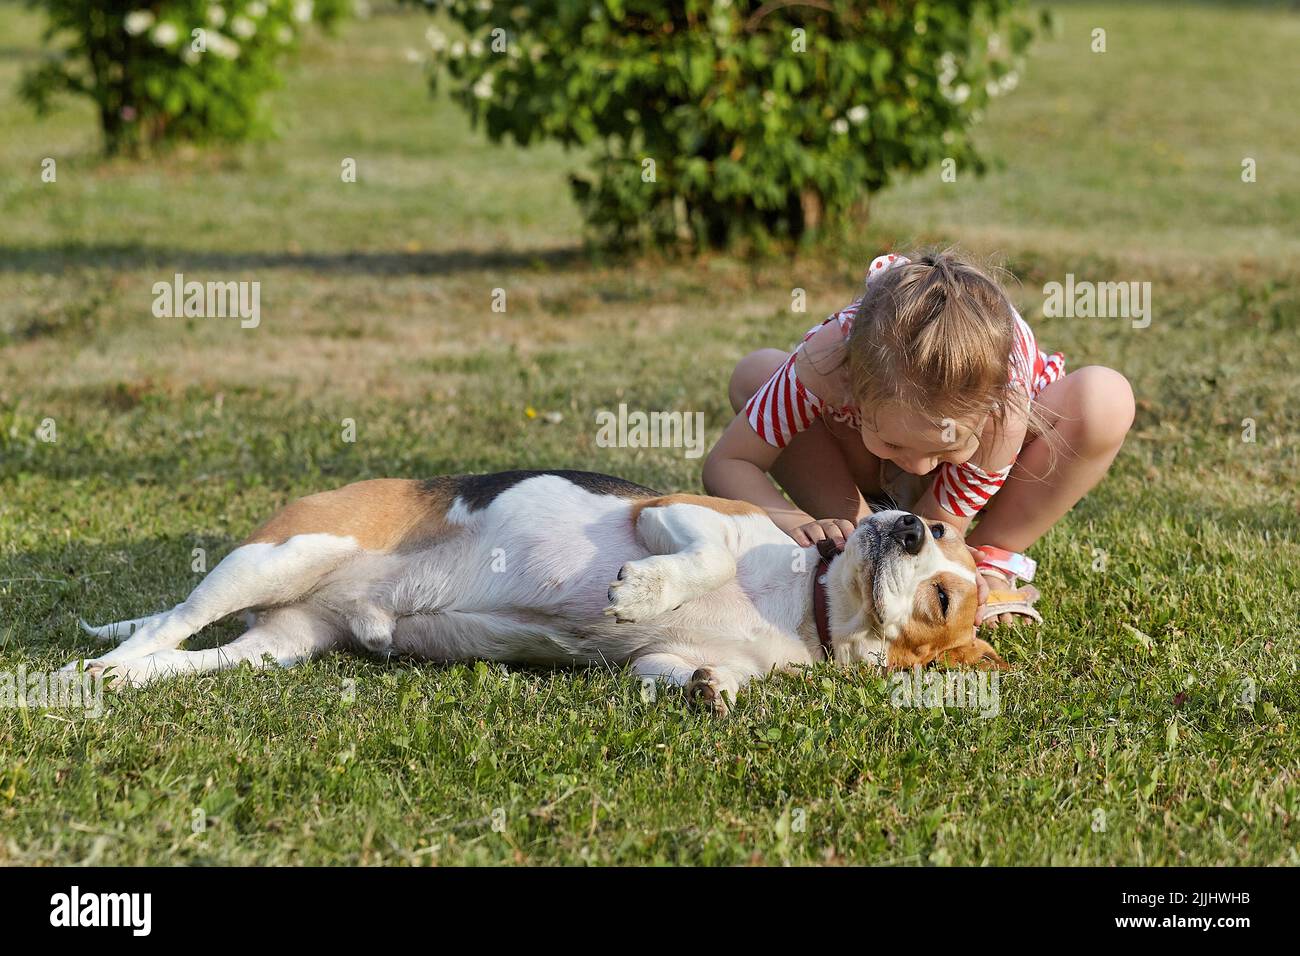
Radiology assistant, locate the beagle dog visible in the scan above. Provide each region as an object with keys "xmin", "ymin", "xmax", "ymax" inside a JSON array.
[{"xmin": 66, "ymin": 470, "xmax": 1005, "ymax": 713}]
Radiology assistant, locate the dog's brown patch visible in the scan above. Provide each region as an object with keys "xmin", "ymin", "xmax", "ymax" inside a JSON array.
[
  {"xmin": 244, "ymin": 478, "xmax": 454, "ymax": 552},
  {"xmin": 882, "ymin": 535, "xmax": 1004, "ymax": 669},
  {"xmin": 884, "ymin": 568, "xmax": 980, "ymax": 669},
  {"xmin": 934, "ymin": 526, "xmax": 979, "ymax": 568},
  {"xmin": 629, "ymin": 493, "xmax": 766, "ymax": 527}
]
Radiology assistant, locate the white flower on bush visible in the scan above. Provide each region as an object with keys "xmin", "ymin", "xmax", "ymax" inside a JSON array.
[
  {"xmin": 472, "ymin": 73, "xmax": 494, "ymax": 99},
  {"xmin": 247, "ymin": 1, "xmax": 267, "ymax": 17},
  {"xmin": 150, "ymin": 22, "xmax": 180, "ymax": 47},
  {"xmin": 986, "ymin": 72, "xmax": 1021, "ymax": 99},
  {"xmin": 950, "ymin": 83, "xmax": 971, "ymax": 104},
  {"xmin": 207, "ymin": 5, "xmax": 226, "ymax": 27},
  {"xmin": 207, "ymin": 32, "xmax": 241, "ymax": 59},
  {"xmin": 831, "ymin": 118, "xmax": 849, "ymax": 135},
  {"xmin": 449, "ymin": 40, "xmax": 466, "ymax": 59},
  {"xmin": 293, "ymin": 0, "xmax": 314, "ymax": 23},
  {"xmin": 847, "ymin": 105, "xmax": 869, "ymax": 124},
  {"xmin": 182, "ymin": 47, "xmax": 201, "ymax": 65},
  {"xmin": 937, "ymin": 52, "xmax": 958, "ymax": 88},
  {"xmin": 468, "ymin": 38, "xmax": 484, "ymax": 57},
  {"xmin": 124, "ymin": 10, "xmax": 155, "ymax": 36},
  {"xmin": 276, "ymin": 25, "xmax": 294, "ymax": 44},
  {"xmin": 426, "ymin": 27, "xmax": 447, "ymax": 52},
  {"xmin": 230, "ymin": 16, "xmax": 256, "ymax": 39}
]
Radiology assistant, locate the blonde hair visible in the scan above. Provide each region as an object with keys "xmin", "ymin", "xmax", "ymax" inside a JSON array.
[{"xmin": 818, "ymin": 249, "xmax": 1058, "ymax": 463}]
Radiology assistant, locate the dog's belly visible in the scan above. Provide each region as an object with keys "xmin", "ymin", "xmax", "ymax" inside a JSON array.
[
  {"xmin": 304, "ymin": 480, "xmax": 648, "ymax": 662},
  {"xmin": 299, "ymin": 473, "xmax": 812, "ymax": 670},
  {"xmin": 382, "ymin": 575, "xmax": 803, "ymax": 668}
]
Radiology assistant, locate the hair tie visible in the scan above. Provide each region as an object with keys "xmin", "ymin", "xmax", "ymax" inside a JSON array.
[{"xmin": 864, "ymin": 253, "xmax": 910, "ymax": 290}]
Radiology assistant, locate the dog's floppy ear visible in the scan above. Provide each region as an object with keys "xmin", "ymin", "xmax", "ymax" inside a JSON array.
[{"xmin": 938, "ymin": 631, "xmax": 1009, "ymax": 670}]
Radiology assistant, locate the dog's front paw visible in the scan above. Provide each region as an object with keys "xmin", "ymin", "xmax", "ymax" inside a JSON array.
[
  {"xmin": 686, "ymin": 667, "xmax": 732, "ymax": 717},
  {"xmin": 604, "ymin": 558, "xmax": 680, "ymax": 623}
]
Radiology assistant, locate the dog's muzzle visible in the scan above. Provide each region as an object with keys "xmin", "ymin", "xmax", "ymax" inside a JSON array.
[{"xmin": 887, "ymin": 512, "xmax": 925, "ymax": 555}]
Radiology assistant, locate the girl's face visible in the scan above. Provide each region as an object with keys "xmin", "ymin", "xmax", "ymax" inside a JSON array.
[{"xmin": 860, "ymin": 404, "xmax": 986, "ymax": 476}]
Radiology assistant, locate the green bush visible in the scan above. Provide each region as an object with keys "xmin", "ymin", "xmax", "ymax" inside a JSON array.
[
  {"xmin": 21, "ymin": 0, "xmax": 349, "ymax": 154},
  {"xmin": 426, "ymin": 0, "xmax": 1040, "ymax": 249}
]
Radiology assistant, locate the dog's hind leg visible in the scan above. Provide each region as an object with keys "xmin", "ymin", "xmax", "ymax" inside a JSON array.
[
  {"xmin": 98, "ymin": 606, "xmax": 341, "ymax": 687},
  {"xmin": 66, "ymin": 533, "xmax": 360, "ymax": 672},
  {"xmin": 630, "ymin": 651, "xmax": 758, "ymax": 717}
]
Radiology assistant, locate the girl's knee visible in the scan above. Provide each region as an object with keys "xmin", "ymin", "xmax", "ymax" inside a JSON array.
[
  {"xmin": 1070, "ymin": 366, "xmax": 1135, "ymax": 454},
  {"xmin": 728, "ymin": 349, "xmax": 788, "ymax": 413}
]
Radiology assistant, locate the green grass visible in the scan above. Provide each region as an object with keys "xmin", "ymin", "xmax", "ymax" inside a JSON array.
[{"xmin": 1, "ymin": 1, "xmax": 1298, "ymax": 865}]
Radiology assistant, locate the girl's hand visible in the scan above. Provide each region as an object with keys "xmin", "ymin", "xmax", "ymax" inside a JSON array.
[
  {"xmin": 971, "ymin": 559, "xmax": 1038, "ymax": 627},
  {"xmin": 787, "ymin": 518, "xmax": 857, "ymax": 549},
  {"xmin": 977, "ymin": 571, "xmax": 1028, "ymax": 627}
]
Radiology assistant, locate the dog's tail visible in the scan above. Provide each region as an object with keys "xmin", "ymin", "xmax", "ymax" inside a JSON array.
[{"xmin": 78, "ymin": 613, "xmax": 163, "ymax": 643}]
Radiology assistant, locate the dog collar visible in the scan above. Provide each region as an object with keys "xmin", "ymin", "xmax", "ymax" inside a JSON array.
[
  {"xmin": 975, "ymin": 545, "xmax": 1036, "ymax": 583},
  {"xmin": 812, "ymin": 538, "xmax": 842, "ymax": 662}
]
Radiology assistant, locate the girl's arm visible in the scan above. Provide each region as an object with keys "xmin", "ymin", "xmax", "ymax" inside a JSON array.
[
  {"xmin": 702, "ymin": 414, "xmax": 814, "ymax": 533},
  {"xmin": 706, "ymin": 330, "xmax": 863, "ymax": 545},
  {"xmin": 703, "ymin": 413, "xmax": 863, "ymax": 547}
]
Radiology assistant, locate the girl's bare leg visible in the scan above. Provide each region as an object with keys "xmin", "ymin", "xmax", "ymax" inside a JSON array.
[
  {"xmin": 728, "ymin": 349, "xmax": 882, "ymax": 524},
  {"xmin": 968, "ymin": 365, "xmax": 1135, "ymax": 553}
]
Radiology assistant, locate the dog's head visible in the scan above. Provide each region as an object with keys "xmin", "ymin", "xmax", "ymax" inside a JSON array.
[{"xmin": 825, "ymin": 510, "xmax": 1006, "ymax": 670}]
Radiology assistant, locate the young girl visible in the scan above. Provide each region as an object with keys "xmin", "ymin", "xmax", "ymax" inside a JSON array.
[{"xmin": 702, "ymin": 251, "xmax": 1134, "ymax": 626}]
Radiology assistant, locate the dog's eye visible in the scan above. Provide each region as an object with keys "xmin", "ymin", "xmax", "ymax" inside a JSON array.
[
  {"xmin": 935, "ymin": 583, "xmax": 949, "ymax": 617},
  {"xmin": 930, "ymin": 523, "xmax": 945, "ymax": 540}
]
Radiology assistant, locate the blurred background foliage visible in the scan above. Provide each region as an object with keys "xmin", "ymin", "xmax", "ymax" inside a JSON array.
[
  {"xmin": 20, "ymin": 0, "xmax": 1042, "ymax": 248},
  {"xmin": 21, "ymin": 0, "xmax": 349, "ymax": 155}
]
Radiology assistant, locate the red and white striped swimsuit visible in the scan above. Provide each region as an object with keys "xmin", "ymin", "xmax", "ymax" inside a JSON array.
[{"xmin": 743, "ymin": 255, "xmax": 1065, "ymax": 518}]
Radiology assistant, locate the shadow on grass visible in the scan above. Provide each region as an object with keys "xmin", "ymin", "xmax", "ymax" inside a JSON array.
[{"xmin": 0, "ymin": 242, "xmax": 591, "ymax": 277}]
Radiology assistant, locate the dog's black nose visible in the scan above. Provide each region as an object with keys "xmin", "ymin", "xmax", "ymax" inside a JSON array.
[{"xmin": 890, "ymin": 513, "xmax": 925, "ymax": 555}]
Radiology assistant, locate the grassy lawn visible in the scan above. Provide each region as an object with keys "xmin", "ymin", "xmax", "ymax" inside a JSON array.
[{"xmin": 1, "ymin": 1, "xmax": 1297, "ymax": 865}]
